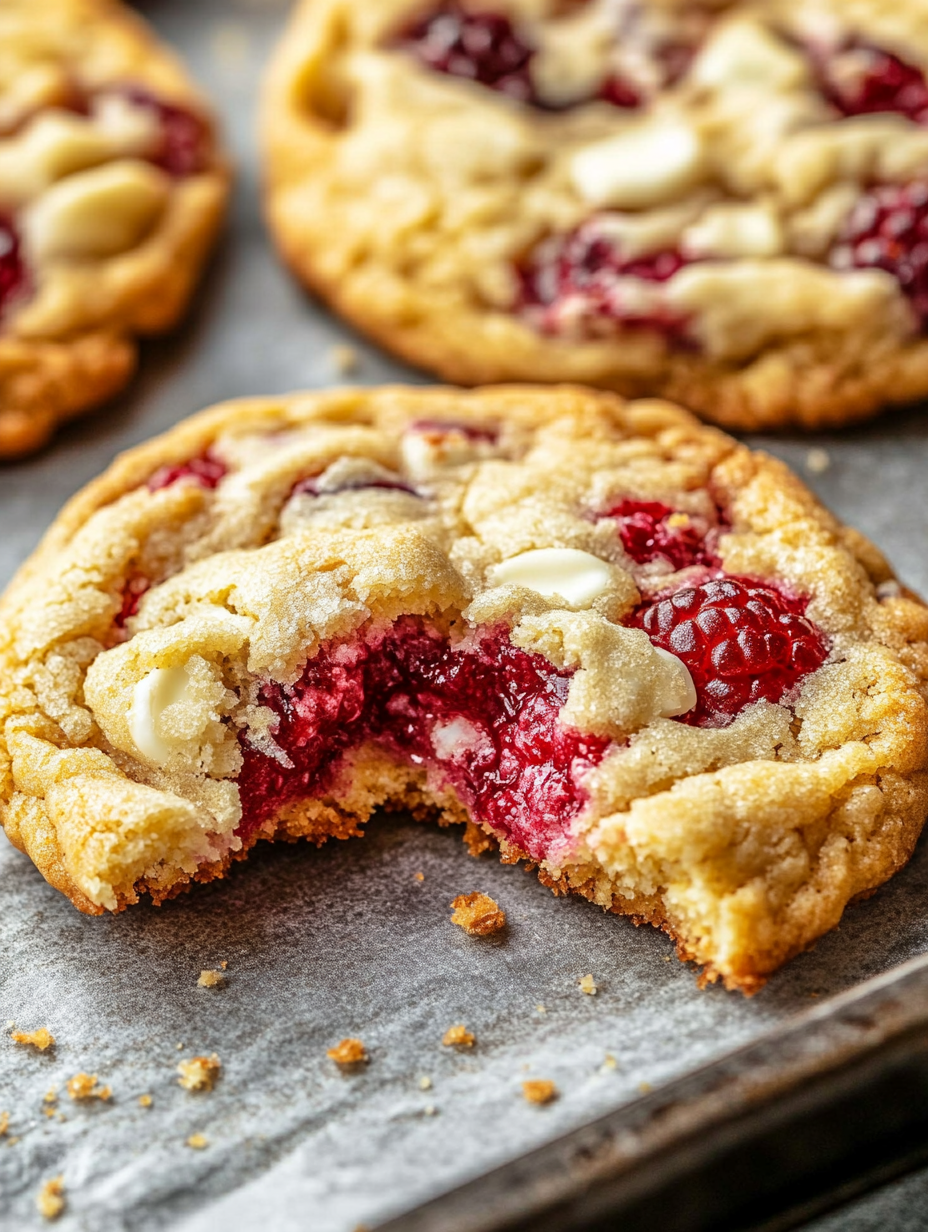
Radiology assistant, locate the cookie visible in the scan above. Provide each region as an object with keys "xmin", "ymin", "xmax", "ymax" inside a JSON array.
[
  {"xmin": 0, "ymin": 0, "xmax": 229, "ymax": 459},
  {"xmin": 262, "ymin": 0, "xmax": 928, "ymax": 432},
  {"xmin": 1, "ymin": 384, "xmax": 927, "ymax": 993}
]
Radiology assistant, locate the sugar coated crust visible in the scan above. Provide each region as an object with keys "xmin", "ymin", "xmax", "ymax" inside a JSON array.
[
  {"xmin": 0, "ymin": 0, "xmax": 230, "ymax": 458},
  {"xmin": 1, "ymin": 384, "xmax": 927, "ymax": 993},
  {"xmin": 263, "ymin": 0, "xmax": 928, "ymax": 431}
]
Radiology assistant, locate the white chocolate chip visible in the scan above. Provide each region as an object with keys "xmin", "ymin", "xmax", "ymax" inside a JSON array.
[
  {"xmin": 25, "ymin": 160, "xmax": 169, "ymax": 261},
  {"xmin": 652, "ymin": 648, "xmax": 697, "ymax": 718},
  {"xmin": 691, "ymin": 18, "xmax": 810, "ymax": 92},
  {"xmin": 130, "ymin": 663, "xmax": 206, "ymax": 766},
  {"xmin": 490, "ymin": 549, "xmax": 615, "ymax": 608},
  {"xmin": 683, "ymin": 203, "xmax": 784, "ymax": 258},
  {"xmin": 400, "ymin": 425, "xmax": 495, "ymax": 478},
  {"xmin": 570, "ymin": 119, "xmax": 705, "ymax": 210}
]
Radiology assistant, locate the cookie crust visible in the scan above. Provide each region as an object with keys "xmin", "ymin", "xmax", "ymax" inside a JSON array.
[
  {"xmin": 1, "ymin": 384, "xmax": 927, "ymax": 992},
  {"xmin": 262, "ymin": 0, "xmax": 928, "ymax": 431},
  {"xmin": 0, "ymin": 0, "xmax": 230, "ymax": 459}
]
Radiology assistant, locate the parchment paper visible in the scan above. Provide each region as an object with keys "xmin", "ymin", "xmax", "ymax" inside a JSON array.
[{"xmin": 3, "ymin": 2, "xmax": 928, "ymax": 1228}]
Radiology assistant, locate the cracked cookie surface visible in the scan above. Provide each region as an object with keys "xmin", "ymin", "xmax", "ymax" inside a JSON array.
[
  {"xmin": 1, "ymin": 384, "xmax": 927, "ymax": 993},
  {"xmin": 263, "ymin": 0, "xmax": 928, "ymax": 431},
  {"xmin": 0, "ymin": 0, "xmax": 229, "ymax": 459}
]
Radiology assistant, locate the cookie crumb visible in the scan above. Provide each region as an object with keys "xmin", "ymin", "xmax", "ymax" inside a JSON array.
[
  {"xmin": 11, "ymin": 1027, "xmax": 54, "ymax": 1051},
  {"xmin": 418, "ymin": 1076, "xmax": 432, "ymax": 1090},
  {"xmin": 805, "ymin": 447, "xmax": 831, "ymax": 475},
  {"xmin": 66, "ymin": 1073, "xmax": 111, "ymax": 1102},
  {"xmin": 578, "ymin": 973, "xmax": 597, "ymax": 995},
  {"xmin": 327, "ymin": 1038, "xmax": 368, "ymax": 1066},
  {"xmin": 450, "ymin": 892, "xmax": 506, "ymax": 936},
  {"xmin": 414, "ymin": 872, "xmax": 425, "ymax": 882},
  {"xmin": 535, "ymin": 1004, "xmax": 547, "ymax": 1014},
  {"xmin": 522, "ymin": 1079, "xmax": 558, "ymax": 1105},
  {"xmin": 602, "ymin": 1054, "xmax": 617, "ymax": 1071},
  {"xmin": 220, "ymin": 961, "xmax": 228, "ymax": 970},
  {"xmin": 663, "ymin": 955, "xmax": 672, "ymax": 962},
  {"xmin": 43, "ymin": 1089, "xmax": 57, "ymax": 1105},
  {"xmin": 423, "ymin": 1104, "xmax": 437, "ymax": 1116},
  {"xmin": 36, "ymin": 1176, "xmax": 65, "ymax": 1220},
  {"xmin": 177, "ymin": 1054, "xmax": 221, "ymax": 1092},
  {"xmin": 197, "ymin": 969, "xmax": 225, "ymax": 988},
  {"xmin": 138, "ymin": 1094, "xmax": 153, "ymax": 1108},
  {"xmin": 442, "ymin": 1024, "xmax": 475, "ymax": 1048},
  {"xmin": 186, "ymin": 1133, "xmax": 208, "ymax": 1150},
  {"xmin": 330, "ymin": 344, "xmax": 359, "ymax": 375},
  {"xmin": 639, "ymin": 1081, "xmax": 652, "ymax": 1094},
  {"xmin": 0, "ymin": 1111, "xmax": 8, "ymax": 1136},
  {"xmin": 176, "ymin": 1043, "xmax": 184, "ymax": 1051}
]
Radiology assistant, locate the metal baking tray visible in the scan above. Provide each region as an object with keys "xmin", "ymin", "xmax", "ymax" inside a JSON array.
[{"xmin": 3, "ymin": 2, "xmax": 928, "ymax": 1229}]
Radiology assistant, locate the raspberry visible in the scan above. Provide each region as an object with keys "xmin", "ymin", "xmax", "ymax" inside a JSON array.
[
  {"xmin": 0, "ymin": 215, "xmax": 26, "ymax": 320},
  {"xmin": 816, "ymin": 41, "xmax": 928, "ymax": 126},
  {"xmin": 395, "ymin": 3, "xmax": 537, "ymax": 103},
  {"xmin": 600, "ymin": 39, "xmax": 694, "ymax": 109},
  {"xmin": 117, "ymin": 87, "xmax": 212, "ymax": 177},
  {"xmin": 114, "ymin": 577, "xmax": 150, "ymax": 629},
  {"xmin": 292, "ymin": 473, "xmax": 418, "ymax": 497},
  {"xmin": 632, "ymin": 577, "xmax": 827, "ymax": 726},
  {"xmin": 519, "ymin": 220, "xmax": 690, "ymax": 337},
  {"xmin": 409, "ymin": 418, "xmax": 497, "ymax": 442},
  {"xmin": 830, "ymin": 181, "xmax": 928, "ymax": 328},
  {"xmin": 606, "ymin": 499, "xmax": 719, "ymax": 571},
  {"xmin": 147, "ymin": 453, "xmax": 227, "ymax": 492},
  {"xmin": 236, "ymin": 619, "xmax": 609, "ymax": 861}
]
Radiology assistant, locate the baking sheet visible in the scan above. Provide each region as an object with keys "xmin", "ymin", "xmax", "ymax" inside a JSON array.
[{"xmin": 3, "ymin": 1, "xmax": 928, "ymax": 1228}]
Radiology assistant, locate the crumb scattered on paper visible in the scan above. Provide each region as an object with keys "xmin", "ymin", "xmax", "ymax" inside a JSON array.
[
  {"xmin": 220, "ymin": 961, "xmax": 228, "ymax": 970},
  {"xmin": 327, "ymin": 1038, "xmax": 368, "ymax": 1066},
  {"xmin": 450, "ymin": 892, "xmax": 505, "ymax": 936},
  {"xmin": 177, "ymin": 1054, "xmax": 221, "ymax": 1092},
  {"xmin": 43, "ymin": 1089, "xmax": 57, "ymax": 1106},
  {"xmin": 578, "ymin": 974, "xmax": 597, "ymax": 995},
  {"xmin": 11, "ymin": 1027, "xmax": 54, "ymax": 1051},
  {"xmin": 330, "ymin": 344, "xmax": 359, "ymax": 375},
  {"xmin": 805, "ymin": 447, "xmax": 831, "ymax": 475},
  {"xmin": 0, "ymin": 1111, "xmax": 8, "ymax": 1136},
  {"xmin": 186, "ymin": 1133, "xmax": 208, "ymax": 1150},
  {"xmin": 423, "ymin": 1104, "xmax": 436, "ymax": 1116},
  {"xmin": 66, "ymin": 1073, "xmax": 111, "ymax": 1102},
  {"xmin": 138, "ymin": 1094, "xmax": 152, "ymax": 1108},
  {"xmin": 442, "ymin": 1025, "xmax": 475, "ymax": 1048},
  {"xmin": 535, "ymin": 1004, "xmax": 547, "ymax": 1014},
  {"xmin": 522, "ymin": 1079, "xmax": 558, "ymax": 1105},
  {"xmin": 639, "ymin": 1081, "xmax": 652, "ymax": 1094},
  {"xmin": 602, "ymin": 1054, "xmax": 617, "ymax": 1071},
  {"xmin": 198, "ymin": 969, "xmax": 225, "ymax": 988},
  {"xmin": 414, "ymin": 872, "xmax": 424, "ymax": 882},
  {"xmin": 36, "ymin": 1176, "xmax": 65, "ymax": 1220},
  {"xmin": 418, "ymin": 1076, "xmax": 432, "ymax": 1090}
]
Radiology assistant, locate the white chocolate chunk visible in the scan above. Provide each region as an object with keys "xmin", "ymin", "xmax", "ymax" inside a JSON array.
[
  {"xmin": 490, "ymin": 549, "xmax": 614, "ymax": 608},
  {"xmin": 653, "ymin": 648, "xmax": 697, "ymax": 718},
  {"xmin": 570, "ymin": 120, "xmax": 705, "ymax": 210},
  {"xmin": 130, "ymin": 663, "xmax": 207, "ymax": 766},
  {"xmin": 691, "ymin": 18, "xmax": 810, "ymax": 92},
  {"xmin": 25, "ymin": 160, "xmax": 169, "ymax": 261},
  {"xmin": 400, "ymin": 425, "xmax": 495, "ymax": 478},
  {"xmin": 683, "ymin": 203, "xmax": 784, "ymax": 258}
]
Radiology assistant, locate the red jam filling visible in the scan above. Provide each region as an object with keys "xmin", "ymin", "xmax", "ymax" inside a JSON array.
[
  {"xmin": 605, "ymin": 499, "xmax": 721, "ymax": 571},
  {"xmin": 147, "ymin": 453, "xmax": 227, "ymax": 492},
  {"xmin": 292, "ymin": 473, "xmax": 419, "ymax": 498},
  {"xmin": 409, "ymin": 418, "xmax": 498, "ymax": 443},
  {"xmin": 830, "ymin": 180, "xmax": 928, "ymax": 329},
  {"xmin": 519, "ymin": 222, "xmax": 691, "ymax": 338},
  {"xmin": 236, "ymin": 619, "xmax": 609, "ymax": 861},
  {"xmin": 816, "ymin": 41, "xmax": 928, "ymax": 126},
  {"xmin": 632, "ymin": 577, "xmax": 828, "ymax": 726},
  {"xmin": 115, "ymin": 577, "xmax": 150, "ymax": 629},
  {"xmin": 395, "ymin": 4, "xmax": 538, "ymax": 103},
  {"xmin": 0, "ymin": 215, "xmax": 26, "ymax": 321}
]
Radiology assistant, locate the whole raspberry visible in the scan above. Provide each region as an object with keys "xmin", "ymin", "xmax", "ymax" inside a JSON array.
[
  {"xmin": 519, "ymin": 220, "xmax": 689, "ymax": 337},
  {"xmin": 606, "ymin": 499, "xmax": 719, "ymax": 571},
  {"xmin": 831, "ymin": 181, "xmax": 928, "ymax": 328},
  {"xmin": 396, "ymin": 3, "xmax": 537, "ymax": 102},
  {"xmin": 633, "ymin": 577, "xmax": 827, "ymax": 726},
  {"xmin": 118, "ymin": 87, "xmax": 212, "ymax": 177},
  {"xmin": 817, "ymin": 41, "xmax": 928, "ymax": 125},
  {"xmin": 148, "ymin": 453, "xmax": 227, "ymax": 492},
  {"xmin": 0, "ymin": 215, "xmax": 26, "ymax": 319}
]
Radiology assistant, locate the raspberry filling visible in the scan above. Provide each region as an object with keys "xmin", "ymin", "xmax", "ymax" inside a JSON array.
[
  {"xmin": 831, "ymin": 181, "xmax": 928, "ymax": 329},
  {"xmin": 115, "ymin": 577, "xmax": 150, "ymax": 629},
  {"xmin": 292, "ymin": 473, "xmax": 419, "ymax": 498},
  {"xmin": 236, "ymin": 619, "xmax": 610, "ymax": 861},
  {"xmin": 632, "ymin": 577, "xmax": 828, "ymax": 727},
  {"xmin": 147, "ymin": 453, "xmax": 227, "ymax": 492},
  {"xmin": 519, "ymin": 222, "xmax": 690, "ymax": 337},
  {"xmin": 112, "ymin": 87, "xmax": 212, "ymax": 177},
  {"xmin": 0, "ymin": 215, "xmax": 26, "ymax": 321},
  {"xmin": 410, "ymin": 417, "xmax": 498, "ymax": 443},
  {"xmin": 605, "ymin": 499, "xmax": 721, "ymax": 571},
  {"xmin": 395, "ymin": 3, "xmax": 538, "ymax": 103},
  {"xmin": 816, "ymin": 41, "xmax": 928, "ymax": 126}
]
